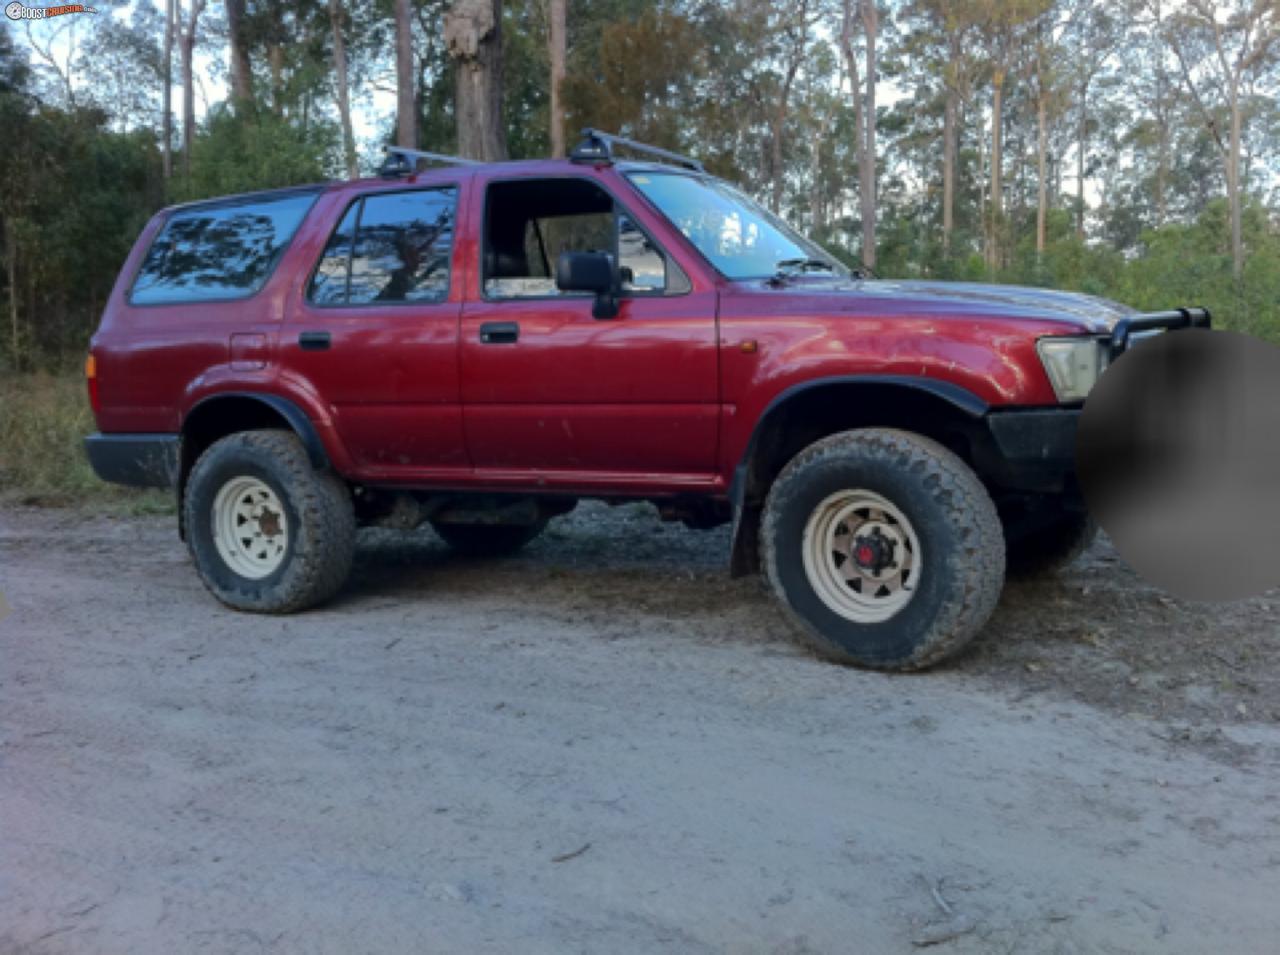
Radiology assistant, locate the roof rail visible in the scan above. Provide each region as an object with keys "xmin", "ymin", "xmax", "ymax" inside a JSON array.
[
  {"xmin": 570, "ymin": 128, "xmax": 705, "ymax": 172},
  {"xmin": 378, "ymin": 146, "xmax": 480, "ymax": 178}
]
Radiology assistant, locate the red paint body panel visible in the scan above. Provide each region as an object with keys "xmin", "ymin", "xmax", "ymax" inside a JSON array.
[{"xmin": 88, "ymin": 158, "xmax": 1108, "ymax": 499}]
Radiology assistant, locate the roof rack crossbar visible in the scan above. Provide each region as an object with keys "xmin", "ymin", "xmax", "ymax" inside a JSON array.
[
  {"xmin": 570, "ymin": 128, "xmax": 705, "ymax": 172},
  {"xmin": 379, "ymin": 146, "xmax": 479, "ymax": 178}
]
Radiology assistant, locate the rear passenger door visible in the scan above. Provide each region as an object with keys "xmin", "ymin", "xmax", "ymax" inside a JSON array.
[{"xmin": 287, "ymin": 185, "xmax": 468, "ymax": 475}]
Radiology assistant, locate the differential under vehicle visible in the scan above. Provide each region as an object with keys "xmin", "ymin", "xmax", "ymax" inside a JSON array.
[{"xmin": 84, "ymin": 130, "xmax": 1210, "ymax": 670}]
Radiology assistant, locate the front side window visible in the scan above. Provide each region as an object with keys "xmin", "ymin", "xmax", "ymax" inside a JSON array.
[
  {"xmin": 131, "ymin": 191, "xmax": 317, "ymax": 304},
  {"xmin": 308, "ymin": 187, "xmax": 456, "ymax": 306},
  {"xmin": 626, "ymin": 172, "xmax": 846, "ymax": 281},
  {"xmin": 483, "ymin": 178, "xmax": 686, "ymax": 299}
]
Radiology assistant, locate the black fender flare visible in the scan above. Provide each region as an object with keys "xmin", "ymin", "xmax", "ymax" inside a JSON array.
[
  {"xmin": 727, "ymin": 375, "xmax": 989, "ymax": 577},
  {"xmin": 182, "ymin": 391, "xmax": 331, "ymax": 471}
]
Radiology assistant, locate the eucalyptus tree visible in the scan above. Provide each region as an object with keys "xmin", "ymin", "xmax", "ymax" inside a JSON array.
[
  {"xmin": 1162, "ymin": 0, "xmax": 1280, "ymax": 281},
  {"xmin": 445, "ymin": 0, "xmax": 506, "ymax": 160}
]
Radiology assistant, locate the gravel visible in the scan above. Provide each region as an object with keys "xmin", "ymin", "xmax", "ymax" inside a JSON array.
[{"xmin": 2, "ymin": 501, "xmax": 1278, "ymax": 953}]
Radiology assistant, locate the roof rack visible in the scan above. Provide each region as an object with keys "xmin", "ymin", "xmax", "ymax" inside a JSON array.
[
  {"xmin": 570, "ymin": 128, "xmax": 705, "ymax": 172},
  {"xmin": 378, "ymin": 146, "xmax": 479, "ymax": 178}
]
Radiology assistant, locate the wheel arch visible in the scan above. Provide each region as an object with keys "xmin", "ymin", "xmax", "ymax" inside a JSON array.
[
  {"xmin": 178, "ymin": 392, "xmax": 332, "ymax": 537},
  {"xmin": 728, "ymin": 376, "xmax": 989, "ymax": 577}
]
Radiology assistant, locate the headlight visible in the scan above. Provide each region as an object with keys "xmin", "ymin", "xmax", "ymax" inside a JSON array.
[{"xmin": 1036, "ymin": 337, "xmax": 1109, "ymax": 402}]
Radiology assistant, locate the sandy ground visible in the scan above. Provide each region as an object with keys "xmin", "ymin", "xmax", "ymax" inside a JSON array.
[{"xmin": 1, "ymin": 502, "xmax": 1278, "ymax": 954}]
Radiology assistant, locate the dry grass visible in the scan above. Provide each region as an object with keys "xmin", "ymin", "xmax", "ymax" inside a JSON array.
[{"xmin": 0, "ymin": 373, "xmax": 171, "ymax": 512}]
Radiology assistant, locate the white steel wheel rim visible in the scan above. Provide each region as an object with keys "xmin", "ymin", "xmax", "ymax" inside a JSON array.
[
  {"xmin": 801, "ymin": 489, "xmax": 922, "ymax": 624},
  {"xmin": 211, "ymin": 476, "xmax": 290, "ymax": 580}
]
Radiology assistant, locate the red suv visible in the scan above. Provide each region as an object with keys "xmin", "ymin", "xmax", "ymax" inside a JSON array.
[{"xmin": 84, "ymin": 130, "xmax": 1209, "ymax": 670}]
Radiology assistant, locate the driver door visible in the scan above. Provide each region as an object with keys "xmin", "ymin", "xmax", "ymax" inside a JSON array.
[{"xmin": 460, "ymin": 173, "xmax": 720, "ymax": 485}]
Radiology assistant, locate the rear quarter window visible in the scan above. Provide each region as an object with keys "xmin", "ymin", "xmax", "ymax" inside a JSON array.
[{"xmin": 130, "ymin": 191, "xmax": 318, "ymax": 305}]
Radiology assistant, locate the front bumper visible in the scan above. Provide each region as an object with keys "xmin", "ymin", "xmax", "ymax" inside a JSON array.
[
  {"xmin": 84, "ymin": 433, "xmax": 180, "ymax": 489},
  {"xmin": 977, "ymin": 408, "xmax": 1080, "ymax": 496},
  {"xmin": 976, "ymin": 307, "xmax": 1211, "ymax": 495}
]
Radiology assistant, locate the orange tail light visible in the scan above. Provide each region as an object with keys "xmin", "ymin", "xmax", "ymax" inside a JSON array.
[{"xmin": 85, "ymin": 353, "xmax": 101, "ymax": 415}]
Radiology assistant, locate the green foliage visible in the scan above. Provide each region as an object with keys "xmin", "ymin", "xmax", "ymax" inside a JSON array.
[
  {"xmin": 1, "ymin": 98, "xmax": 162, "ymax": 369},
  {"xmin": 1111, "ymin": 201, "xmax": 1280, "ymax": 342},
  {"xmin": 171, "ymin": 107, "xmax": 339, "ymax": 202}
]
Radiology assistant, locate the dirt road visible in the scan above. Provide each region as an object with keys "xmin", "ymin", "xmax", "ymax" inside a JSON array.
[{"xmin": 2, "ymin": 503, "xmax": 1278, "ymax": 953}]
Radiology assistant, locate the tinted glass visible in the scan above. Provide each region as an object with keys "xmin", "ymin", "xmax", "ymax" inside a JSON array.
[
  {"xmin": 131, "ymin": 192, "xmax": 316, "ymax": 304},
  {"xmin": 627, "ymin": 172, "xmax": 845, "ymax": 280},
  {"xmin": 347, "ymin": 189, "xmax": 455, "ymax": 304},
  {"xmin": 308, "ymin": 202, "xmax": 359, "ymax": 306}
]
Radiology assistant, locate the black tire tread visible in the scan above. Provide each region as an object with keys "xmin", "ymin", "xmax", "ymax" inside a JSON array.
[
  {"xmin": 184, "ymin": 430, "xmax": 355, "ymax": 613},
  {"xmin": 761, "ymin": 428, "xmax": 1005, "ymax": 671}
]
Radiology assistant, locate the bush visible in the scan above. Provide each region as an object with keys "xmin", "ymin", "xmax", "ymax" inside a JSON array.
[{"xmin": 0, "ymin": 373, "xmax": 170, "ymax": 510}]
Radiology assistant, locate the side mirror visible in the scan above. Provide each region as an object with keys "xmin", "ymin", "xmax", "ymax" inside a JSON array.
[{"xmin": 556, "ymin": 251, "xmax": 619, "ymax": 319}]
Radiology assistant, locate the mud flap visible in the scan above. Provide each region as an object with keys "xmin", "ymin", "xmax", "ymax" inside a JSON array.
[{"xmin": 729, "ymin": 503, "xmax": 762, "ymax": 578}]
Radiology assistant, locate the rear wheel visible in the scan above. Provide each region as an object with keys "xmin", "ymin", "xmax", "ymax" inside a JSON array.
[
  {"xmin": 761, "ymin": 428, "xmax": 1005, "ymax": 670},
  {"xmin": 184, "ymin": 430, "xmax": 355, "ymax": 612},
  {"xmin": 432, "ymin": 519, "xmax": 548, "ymax": 557}
]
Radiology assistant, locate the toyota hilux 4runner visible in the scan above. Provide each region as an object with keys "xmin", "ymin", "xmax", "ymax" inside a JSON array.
[{"xmin": 83, "ymin": 130, "xmax": 1210, "ymax": 670}]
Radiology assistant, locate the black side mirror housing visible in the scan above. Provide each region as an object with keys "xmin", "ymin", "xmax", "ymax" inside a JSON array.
[{"xmin": 556, "ymin": 251, "xmax": 619, "ymax": 319}]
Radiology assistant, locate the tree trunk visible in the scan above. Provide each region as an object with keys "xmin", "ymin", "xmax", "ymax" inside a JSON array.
[
  {"xmin": 859, "ymin": 0, "xmax": 877, "ymax": 270},
  {"xmin": 942, "ymin": 84, "xmax": 956, "ymax": 256},
  {"xmin": 329, "ymin": 0, "xmax": 357, "ymax": 178},
  {"xmin": 767, "ymin": 59, "xmax": 799, "ymax": 213},
  {"xmin": 1227, "ymin": 87, "xmax": 1244, "ymax": 282},
  {"xmin": 162, "ymin": 0, "xmax": 174, "ymax": 180},
  {"xmin": 547, "ymin": 0, "xmax": 566, "ymax": 157},
  {"xmin": 6, "ymin": 217, "xmax": 18, "ymax": 369},
  {"xmin": 1036, "ymin": 86, "xmax": 1047, "ymax": 256},
  {"xmin": 839, "ymin": 0, "xmax": 863, "ymax": 229},
  {"xmin": 445, "ymin": 0, "xmax": 507, "ymax": 161},
  {"xmin": 1076, "ymin": 79, "xmax": 1087, "ymax": 240},
  {"xmin": 1154, "ymin": 72, "xmax": 1169, "ymax": 228},
  {"xmin": 268, "ymin": 44, "xmax": 284, "ymax": 116},
  {"xmin": 809, "ymin": 117, "xmax": 824, "ymax": 234},
  {"xmin": 395, "ymin": 0, "xmax": 416, "ymax": 148},
  {"xmin": 225, "ymin": 0, "xmax": 253, "ymax": 106},
  {"xmin": 987, "ymin": 68, "xmax": 1005, "ymax": 270},
  {"xmin": 180, "ymin": 15, "xmax": 196, "ymax": 177}
]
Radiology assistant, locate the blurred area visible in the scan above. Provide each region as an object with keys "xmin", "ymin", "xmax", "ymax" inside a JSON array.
[{"xmin": 1078, "ymin": 329, "xmax": 1280, "ymax": 601}]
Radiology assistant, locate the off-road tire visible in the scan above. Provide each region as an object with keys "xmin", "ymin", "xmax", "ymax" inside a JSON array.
[
  {"xmin": 184, "ymin": 430, "xmax": 355, "ymax": 612},
  {"xmin": 1006, "ymin": 510, "xmax": 1097, "ymax": 578},
  {"xmin": 432, "ymin": 519, "xmax": 548, "ymax": 557},
  {"xmin": 761, "ymin": 428, "xmax": 1005, "ymax": 671}
]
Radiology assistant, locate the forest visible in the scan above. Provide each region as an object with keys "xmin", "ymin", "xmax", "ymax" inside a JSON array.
[{"xmin": 1, "ymin": 0, "xmax": 1278, "ymax": 372}]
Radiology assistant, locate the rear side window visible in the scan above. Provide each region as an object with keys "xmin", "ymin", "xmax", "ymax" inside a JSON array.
[
  {"xmin": 131, "ymin": 192, "xmax": 317, "ymax": 305},
  {"xmin": 308, "ymin": 187, "xmax": 457, "ymax": 306}
]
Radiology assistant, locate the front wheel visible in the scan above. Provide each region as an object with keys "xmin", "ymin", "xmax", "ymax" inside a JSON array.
[
  {"xmin": 761, "ymin": 429, "xmax": 1006, "ymax": 670},
  {"xmin": 184, "ymin": 430, "xmax": 355, "ymax": 613}
]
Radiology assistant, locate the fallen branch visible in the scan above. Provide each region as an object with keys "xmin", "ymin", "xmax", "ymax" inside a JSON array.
[{"xmin": 551, "ymin": 842, "xmax": 591, "ymax": 864}]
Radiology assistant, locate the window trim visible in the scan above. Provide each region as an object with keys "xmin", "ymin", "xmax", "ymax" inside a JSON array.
[
  {"xmin": 304, "ymin": 183, "xmax": 461, "ymax": 310},
  {"xmin": 479, "ymin": 173, "xmax": 691, "ymax": 305},
  {"xmin": 127, "ymin": 189, "xmax": 321, "ymax": 308}
]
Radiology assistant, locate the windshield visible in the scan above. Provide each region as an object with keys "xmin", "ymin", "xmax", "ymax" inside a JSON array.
[{"xmin": 626, "ymin": 172, "xmax": 848, "ymax": 281}]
